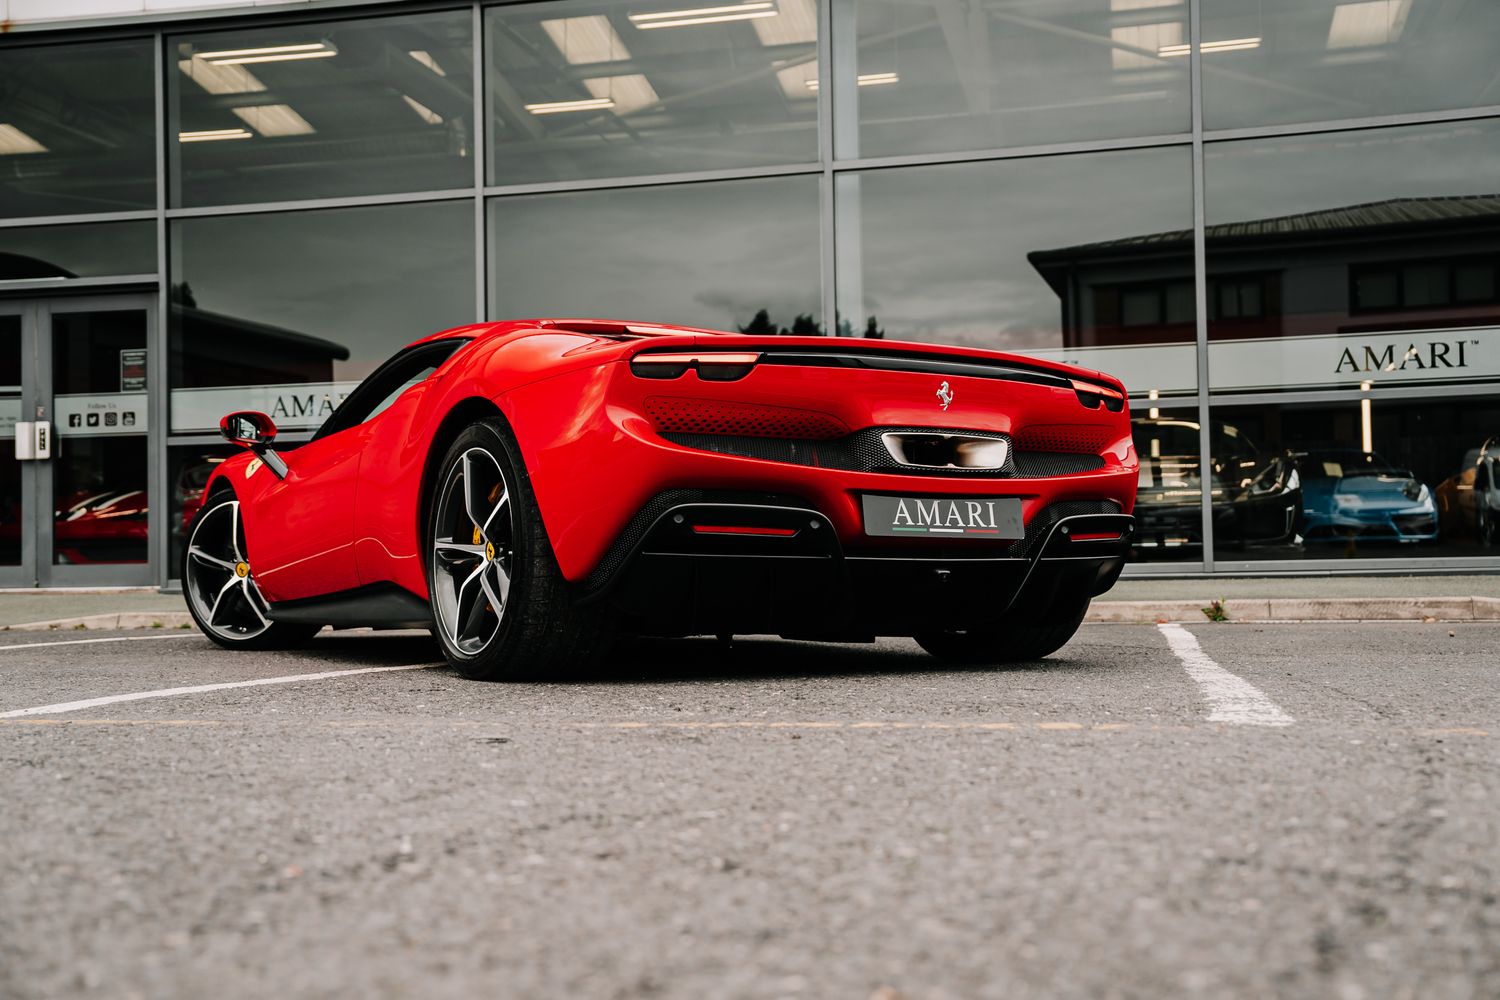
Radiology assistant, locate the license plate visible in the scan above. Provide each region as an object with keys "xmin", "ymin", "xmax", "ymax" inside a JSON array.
[{"xmin": 861, "ymin": 495, "xmax": 1024, "ymax": 539}]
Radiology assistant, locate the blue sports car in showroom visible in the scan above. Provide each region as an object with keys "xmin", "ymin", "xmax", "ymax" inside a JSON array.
[{"xmin": 1298, "ymin": 449, "xmax": 1439, "ymax": 544}]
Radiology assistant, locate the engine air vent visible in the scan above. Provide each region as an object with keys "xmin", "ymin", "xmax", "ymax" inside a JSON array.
[{"xmin": 645, "ymin": 397, "xmax": 848, "ymax": 440}]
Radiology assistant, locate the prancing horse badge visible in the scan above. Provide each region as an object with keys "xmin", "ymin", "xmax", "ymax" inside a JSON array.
[{"xmin": 936, "ymin": 380, "xmax": 954, "ymax": 410}]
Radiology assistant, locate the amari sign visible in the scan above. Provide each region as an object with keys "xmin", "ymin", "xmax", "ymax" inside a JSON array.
[
  {"xmin": 171, "ymin": 382, "xmax": 359, "ymax": 434},
  {"xmin": 1333, "ymin": 338, "xmax": 1473, "ymax": 375},
  {"xmin": 1035, "ymin": 326, "xmax": 1492, "ymax": 398}
]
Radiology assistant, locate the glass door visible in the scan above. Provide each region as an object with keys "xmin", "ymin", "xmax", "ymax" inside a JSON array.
[
  {"xmin": 30, "ymin": 295, "xmax": 156, "ymax": 587},
  {"xmin": 0, "ymin": 303, "xmax": 27, "ymax": 587}
]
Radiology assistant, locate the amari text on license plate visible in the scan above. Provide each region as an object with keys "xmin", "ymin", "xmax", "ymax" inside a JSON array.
[{"xmin": 862, "ymin": 495, "xmax": 1024, "ymax": 539}]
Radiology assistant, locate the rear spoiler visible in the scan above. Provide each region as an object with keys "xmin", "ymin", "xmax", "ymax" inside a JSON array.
[{"xmin": 628, "ymin": 340, "xmax": 1127, "ymax": 413}]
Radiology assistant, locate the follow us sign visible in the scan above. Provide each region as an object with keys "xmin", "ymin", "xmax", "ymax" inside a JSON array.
[{"xmin": 54, "ymin": 393, "xmax": 148, "ymax": 436}]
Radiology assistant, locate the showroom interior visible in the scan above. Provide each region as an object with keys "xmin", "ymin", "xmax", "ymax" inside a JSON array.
[{"xmin": 0, "ymin": 0, "xmax": 1497, "ymax": 588}]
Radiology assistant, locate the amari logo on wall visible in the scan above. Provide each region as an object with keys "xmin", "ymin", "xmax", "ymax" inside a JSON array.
[
  {"xmin": 1334, "ymin": 337, "xmax": 1475, "ymax": 375},
  {"xmin": 171, "ymin": 383, "xmax": 358, "ymax": 434},
  {"xmin": 1032, "ymin": 327, "xmax": 1491, "ymax": 398}
]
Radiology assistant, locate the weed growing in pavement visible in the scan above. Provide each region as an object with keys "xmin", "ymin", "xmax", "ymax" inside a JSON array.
[{"xmin": 1201, "ymin": 599, "xmax": 1229, "ymax": 622}]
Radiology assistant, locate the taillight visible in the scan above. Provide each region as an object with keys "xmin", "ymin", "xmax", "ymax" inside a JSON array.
[
  {"xmin": 630, "ymin": 352, "xmax": 760, "ymax": 381},
  {"xmin": 1071, "ymin": 379, "xmax": 1126, "ymax": 412}
]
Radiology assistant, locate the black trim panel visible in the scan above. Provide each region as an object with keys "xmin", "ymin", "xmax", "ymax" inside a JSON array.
[{"xmin": 266, "ymin": 582, "xmax": 433, "ymax": 629}]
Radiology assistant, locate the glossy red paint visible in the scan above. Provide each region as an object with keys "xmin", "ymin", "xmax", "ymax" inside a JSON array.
[{"xmin": 201, "ymin": 319, "xmax": 1138, "ymax": 605}]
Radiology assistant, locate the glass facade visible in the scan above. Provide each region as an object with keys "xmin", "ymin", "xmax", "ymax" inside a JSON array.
[
  {"xmin": 845, "ymin": 0, "xmax": 1190, "ymax": 157},
  {"xmin": 486, "ymin": 0, "xmax": 820, "ymax": 183},
  {"xmin": 0, "ymin": 38, "xmax": 157, "ymax": 217},
  {"xmin": 169, "ymin": 10, "xmax": 475, "ymax": 206},
  {"xmin": 0, "ymin": 0, "xmax": 1496, "ymax": 585},
  {"xmin": 489, "ymin": 176, "xmax": 822, "ymax": 331},
  {"xmin": 1199, "ymin": 0, "xmax": 1500, "ymax": 129}
]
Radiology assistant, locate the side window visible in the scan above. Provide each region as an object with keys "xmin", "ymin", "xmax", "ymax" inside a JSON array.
[
  {"xmin": 314, "ymin": 340, "xmax": 466, "ymax": 440},
  {"xmin": 361, "ymin": 361, "xmax": 443, "ymax": 425}
]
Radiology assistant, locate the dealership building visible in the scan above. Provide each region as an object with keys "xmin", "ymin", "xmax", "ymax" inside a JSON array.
[{"xmin": 1, "ymin": 0, "xmax": 1497, "ymax": 588}]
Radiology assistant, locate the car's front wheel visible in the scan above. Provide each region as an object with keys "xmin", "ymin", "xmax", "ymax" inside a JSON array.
[
  {"xmin": 182, "ymin": 493, "xmax": 322, "ymax": 650},
  {"xmin": 1478, "ymin": 501, "xmax": 1496, "ymax": 547},
  {"xmin": 426, "ymin": 419, "xmax": 613, "ymax": 680},
  {"xmin": 914, "ymin": 592, "xmax": 1091, "ymax": 664}
]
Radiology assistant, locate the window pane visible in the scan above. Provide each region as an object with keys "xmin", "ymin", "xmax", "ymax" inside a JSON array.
[
  {"xmin": 1455, "ymin": 263, "xmax": 1495, "ymax": 304},
  {"xmin": 0, "ymin": 39, "xmax": 156, "ymax": 217},
  {"xmin": 1401, "ymin": 263, "xmax": 1447, "ymax": 308},
  {"xmin": 1210, "ymin": 396, "xmax": 1500, "ymax": 561},
  {"xmin": 1354, "ymin": 270, "xmax": 1398, "ymax": 311},
  {"xmin": 0, "ymin": 221, "xmax": 155, "ymax": 280},
  {"xmin": 1205, "ymin": 119, "xmax": 1500, "ymax": 395},
  {"xmin": 834, "ymin": 146, "xmax": 1196, "ymax": 395},
  {"xmin": 488, "ymin": 176, "xmax": 821, "ymax": 332},
  {"xmin": 486, "ymin": 0, "xmax": 819, "ymax": 185},
  {"xmin": 168, "ymin": 201, "xmax": 475, "ymax": 434},
  {"xmin": 170, "ymin": 11, "xmax": 474, "ymax": 207},
  {"xmin": 845, "ymin": 0, "xmax": 1190, "ymax": 159},
  {"xmin": 1201, "ymin": 0, "xmax": 1500, "ymax": 130},
  {"xmin": 1121, "ymin": 288, "xmax": 1161, "ymax": 327}
]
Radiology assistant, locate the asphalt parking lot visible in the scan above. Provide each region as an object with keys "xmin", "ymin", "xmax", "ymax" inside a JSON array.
[{"xmin": 2, "ymin": 622, "xmax": 1497, "ymax": 1000}]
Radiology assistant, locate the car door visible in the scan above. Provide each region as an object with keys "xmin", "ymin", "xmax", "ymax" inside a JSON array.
[
  {"xmin": 238, "ymin": 420, "xmax": 368, "ymax": 603},
  {"xmin": 239, "ymin": 343, "xmax": 461, "ymax": 603}
]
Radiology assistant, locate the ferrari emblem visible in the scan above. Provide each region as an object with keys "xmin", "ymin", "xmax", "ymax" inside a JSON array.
[
  {"xmin": 485, "ymin": 541, "xmax": 496, "ymax": 561},
  {"xmin": 936, "ymin": 380, "xmax": 954, "ymax": 410},
  {"xmin": 245, "ymin": 458, "xmax": 263, "ymax": 479},
  {"xmin": 235, "ymin": 561, "xmax": 250, "ymax": 578}
]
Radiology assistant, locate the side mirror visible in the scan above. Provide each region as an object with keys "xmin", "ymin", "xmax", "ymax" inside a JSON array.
[
  {"xmin": 220, "ymin": 411, "xmax": 277, "ymax": 448},
  {"xmin": 218, "ymin": 411, "xmax": 288, "ymax": 479}
]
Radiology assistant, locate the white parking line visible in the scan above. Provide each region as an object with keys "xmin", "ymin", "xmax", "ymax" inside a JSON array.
[
  {"xmin": 0, "ymin": 664, "xmax": 435, "ymax": 719},
  {"xmin": 0, "ymin": 634, "xmax": 202, "ymax": 653},
  {"xmin": 1157, "ymin": 623, "xmax": 1294, "ymax": 727}
]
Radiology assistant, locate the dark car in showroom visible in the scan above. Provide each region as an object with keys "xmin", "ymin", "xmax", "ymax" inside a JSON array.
[
  {"xmin": 1298, "ymin": 449, "xmax": 1439, "ymax": 545},
  {"xmin": 1130, "ymin": 417, "xmax": 1301, "ymax": 552},
  {"xmin": 1436, "ymin": 437, "xmax": 1499, "ymax": 546}
]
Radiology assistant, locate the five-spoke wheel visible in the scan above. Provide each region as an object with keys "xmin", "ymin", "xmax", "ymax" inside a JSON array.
[
  {"xmin": 183, "ymin": 495, "xmax": 311, "ymax": 648},
  {"xmin": 430, "ymin": 446, "xmax": 515, "ymax": 656},
  {"xmin": 425, "ymin": 419, "xmax": 613, "ymax": 679}
]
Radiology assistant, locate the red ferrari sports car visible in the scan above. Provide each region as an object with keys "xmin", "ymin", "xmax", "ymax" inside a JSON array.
[{"xmin": 182, "ymin": 319, "xmax": 1137, "ymax": 679}]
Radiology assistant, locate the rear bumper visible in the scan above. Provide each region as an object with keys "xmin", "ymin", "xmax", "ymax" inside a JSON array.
[
  {"xmin": 586, "ymin": 492, "xmax": 1132, "ymax": 638},
  {"xmin": 501, "ymin": 362, "xmax": 1138, "ymax": 585}
]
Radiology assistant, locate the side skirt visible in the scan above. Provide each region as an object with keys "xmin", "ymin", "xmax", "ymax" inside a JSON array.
[{"xmin": 265, "ymin": 582, "xmax": 434, "ymax": 630}]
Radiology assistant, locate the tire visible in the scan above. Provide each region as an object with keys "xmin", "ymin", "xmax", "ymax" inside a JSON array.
[
  {"xmin": 182, "ymin": 492, "xmax": 322, "ymax": 650},
  {"xmin": 914, "ymin": 592, "xmax": 1091, "ymax": 664},
  {"xmin": 425, "ymin": 418, "xmax": 613, "ymax": 680}
]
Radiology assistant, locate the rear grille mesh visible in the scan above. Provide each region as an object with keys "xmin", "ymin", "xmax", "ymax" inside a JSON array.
[
  {"xmin": 1012, "ymin": 424, "xmax": 1113, "ymax": 454},
  {"xmin": 645, "ymin": 397, "xmax": 847, "ymax": 440}
]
